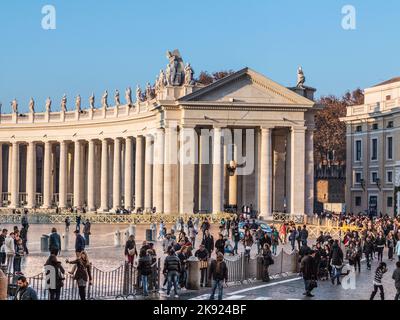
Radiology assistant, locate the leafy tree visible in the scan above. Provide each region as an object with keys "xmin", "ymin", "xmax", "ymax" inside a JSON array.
[
  {"xmin": 315, "ymin": 89, "xmax": 364, "ymax": 164},
  {"xmin": 197, "ymin": 70, "xmax": 235, "ymax": 85}
]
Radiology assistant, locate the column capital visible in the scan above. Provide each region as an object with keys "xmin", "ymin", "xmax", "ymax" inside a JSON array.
[{"xmin": 290, "ymin": 126, "xmax": 307, "ymax": 133}]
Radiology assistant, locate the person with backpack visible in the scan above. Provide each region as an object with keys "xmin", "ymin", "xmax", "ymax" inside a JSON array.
[
  {"xmin": 208, "ymin": 252, "xmax": 228, "ymax": 300},
  {"xmin": 44, "ymin": 254, "xmax": 65, "ymax": 300}
]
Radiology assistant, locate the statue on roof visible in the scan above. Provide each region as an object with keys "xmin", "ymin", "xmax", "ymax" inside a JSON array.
[
  {"xmin": 89, "ymin": 93, "xmax": 95, "ymax": 110},
  {"xmin": 125, "ymin": 87, "xmax": 132, "ymax": 106},
  {"xmin": 166, "ymin": 49, "xmax": 185, "ymax": 86},
  {"xmin": 11, "ymin": 98, "xmax": 18, "ymax": 113},
  {"xmin": 102, "ymin": 90, "xmax": 108, "ymax": 109},
  {"xmin": 45, "ymin": 97, "xmax": 52, "ymax": 112},
  {"xmin": 296, "ymin": 67, "xmax": 306, "ymax": 88},
  {"xmin": 145, "ymin": 82, "xmax": 155, "ymax": 101},
  {"xmin": 136, "ymin": 85, "xmax": 143, "ymax": 103},
  {"xmin": 29, "ymin": 97, "xmax": 35, "ymax": 113},
  {"xmin": 184, "ymin": 63, "xmax": 195, "ymax": 85},
  {"xmin": 115, "ymin": 89, "xmax": 121, "ymax": 106},
  {"xmin": 75, "ymin": 95, "xmax": 81, "ymax": 111},
  {"xmin": 60, "ymin": 94, "xmax": 67, "ymax": 112}
]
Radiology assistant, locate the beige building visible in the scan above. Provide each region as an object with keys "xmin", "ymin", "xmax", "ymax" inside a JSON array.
[
  {"xmin": 342, "ymin": 77, "xmax": 400, "ymax": 216},
  {"xmin": 0, "ymin": 50, "xmax": 319, "ymax": 217}
]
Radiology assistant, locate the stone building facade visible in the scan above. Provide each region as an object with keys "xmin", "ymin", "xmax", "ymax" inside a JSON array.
[
  {"xmin": 0, "ymin": 50, "xmax": 319, "ymax": 217},
  {"xmin": 342, "ymin": 77, "xmax": 400, "ymax": 216}
]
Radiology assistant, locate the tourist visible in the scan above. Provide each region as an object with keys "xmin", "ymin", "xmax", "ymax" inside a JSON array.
[
  {"xmin": 49, "ymin": 228, "xmax": 61, "ymax": 256},
  {"xmin": 300, "ymin": 225, "xmax": 309, "ymax": 246},
  {"xmin": 14, "ymin": 276, "xmax": 38, "ymax": 300},
  {"xmin": 44, "ymin": 254, "xmax": 65, "ymax": 300},
  {"xmin": 208, "ymin": 252, "xmax": 228, "ymax": 300},
  {"xmin": 395, "ymin": 236, "xmax": 400, "ymax": 262},
  {"xmin": 0, "ymin": 229, "xmax": 8, "ymax": 265},
  {"xmin": 76, "ymin": 215, "xmax": 82, "ymax": 232},
  {"xmin": 387, "ymin": 231, "xmax": 395, "ymax": 261},
  {"xmin": 65, "ymin": 216, "xmax": 71, "ymax": 232},
  {"xmin": 19, "ymin": 225, "xmax": 28, "ymax": 255},
  {"xmin": 74, "ymin": 230, "xmax": 86, "ymax": 257},
  {"xmin": 5, "ymin": 232, "xmax": 15, "ymax": 274},
  {"xmin": 279, "ymin": 223, "xmax": 287, "ymax": 244},
  {"xmin": 66, "ymin": 251, "xmax": 92, "ymax": 300},
  {"xmin": 137, "ymin": 248, "xmax": 152, "ymax": 297},
  {"xmin": 215, "ymin": 234, "xmax": 225, "ymax": 255},
  {"xmin": 392, "ymin": 261, "xmax": 400, "ymax": 300},
  {"xmin": 202, "ymin": 229, "xmax": 214, "ymax": 258},
  {"xmin": 296, "ymin": 226, "xmax": 302, "ymax": 250},
  {"xmin": 375, "ymin": 231, "xmax": 386, "ymax": 262},
  {"xmin": 163, "ymin": 249, "xmax": 181, "ymax": 298},
  {"xmin": 330, "ymin": 240, "xmax": 344, "ymax": 285},
  {"xmin": 124, "ymin": 234, "xmax": 138, "ymax": 265},
  {"xmin": 13, "ymin": 238, "xmax": 24, "ymax": 275},
  {"xmin": 300, "ymin": 249, "xmax": 317, "ymax": 298},
  {"xmin": 195, "ymin": 244, "xmax": 209, "ymax": 287},
  {"xmin": 289, "ymin": 227, "xmax": 297, "ymax": 251},
  {"xmin": 162, "ymin": 233, "xmax": 175, "ymax": 253},
  {"xmin": 158, "ymin": 220, "xmax": 165, "ymax": 240},
  {"xmin": 261, "ymin": 243, "xmax": 273, "ymax": 282},
  {"xmin": 200, "ymin": 218, "xmax": 210, "ymax": 237},
  {"xmin": 363, "ymin": 236, "xmax": 374, "ymax": 270},
  {"xmin": 243, "ymin": 229, "xmax": 253, "ymax": 262},
  {"xmin": 255, "ymin": 226, "xmax": 264, "ymax": 254},
  {"xmin": 370, "ymin": 262, "xmax": 388, "ymax": 300},
  {"xmin": 232, "ymin": 226, "xmax": 240, "ymax": 255},
  {"xmin": 177, "ymin": 246, "xmax": 189, "ymax": 290},
  {"xmin": 83, "ymin": 219, "xmax": 91, "ymax": 246},
  {"xmin": 271, "ymin": 227, "xmax": 279, "ymax": 255},
  {"xmin": 188, "ymin": 224, "xmax": 197, "ymax": 248}
]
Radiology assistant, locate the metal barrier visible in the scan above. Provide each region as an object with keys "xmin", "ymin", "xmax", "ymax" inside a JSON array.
[{"xmin": 7, "ymin": 259, "xmax": 161, "ymax": 300}]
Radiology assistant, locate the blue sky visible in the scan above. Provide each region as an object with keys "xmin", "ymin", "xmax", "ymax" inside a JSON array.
[{"xmin": 0, "ymin": 0, "xmax": 399, "ymax": 113}]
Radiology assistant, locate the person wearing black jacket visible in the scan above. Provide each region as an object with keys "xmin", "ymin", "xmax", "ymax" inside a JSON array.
[
  {"xmin": 375, "ymin": 232, "xmax": 386, "ymax": 262},
  {"xmin": 202, "ymin": 230, "xmax": 214, "ymax": 258},
  {"xmin": 49, "ymin": 228, "xmax": 61, "ymax": 256},
  {"xmin": 195, "ymin": 245, "xmax": 209, "ymax": 287},
  {"xmin": 163, "ymin": 249, "xmax": 181, "ymax": 298},
  {"xmin": 0, "ymin": 229, "xmax": 7, "ymax": 265},
  {"xmin": 14, "ymin": 276, "xmax": 38, "ymax": 301},
  {"xmin": 44, "ymin": 254, "xmax": 65, "ymax": 300},
  {"xmin": 209, "ymin": 252, "xmax": 228, "ymax": 300},
  {"xmin": 74, "ymin": 230, "xmax": 86, "ymax": 257},
  {"xmin": 330, "ymin": 240, "xmax": 344, "ymax": 285},
  {"xmin": 261, "ymin": 244, "xmax": 273, "ymax": 282},
  {"xmin": 232, "ymin": 226, "xmax": 241, "ymax": 255},
  {"xmin": 137, "ymin": 249, "xmax": 153, "ymax": 296},
  {"xmin": 300, "ymin": 250, "xmax": 317, "ymax": 297},
  {"xmin": 19, "ymin": 226, "xmax": 29, "ymax": 254},
  {"xmin": 215, "ymin": 234, "xmax": 226, "ymax": 254},
  {"xmin": 66, "ymin": 251, "xmax": 92, "ymax": 300},
  {"xmin": 364, "ymin": 237, "xmax": 374, "ymax": 270}
]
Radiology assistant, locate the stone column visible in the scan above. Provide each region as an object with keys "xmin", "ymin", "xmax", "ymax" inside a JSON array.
[
  {"xmin": 124, "ymin": 137, "xmax": 133, "ymax": 210},
  {"xmin": 87, "ymin": 139, "xmax": 96, "ymax": 211},
  {"xmin": 198, "ymin": 129, "xmax": 212, "ymax": 212},
  {"xmin": 179, "ymin": 126, "xmax": 196, "ymax": 214},
  {"xmin": 26, "ymin": 142, "xmax": 36, "ymax": 208},
  {"xmin": 59, "ymin": 141, "xmax": 67, "ymax": 208},
  {"xmin": 144, "ymin": 134, "xmax": 153, "ymax": 211},
  {"xmin": 135, "ymin": 136, "xmax": 144, "ymax": 211},
  {"xmin": 259, "ymin": 127, "xmax": 272, "ymax": 219},
  {"xmin": 290, "ymin": 127, "xmax": 306, "ymax": 215},
  {"xmin": 42, "ymin": 141, "xmax": 52, "ymax": 208},
  {"xmin": 73, "ymin": 140, "xmax": 82, "ymax": 208},
  {"xmin": 345, "ymin": 126, "xmax": 352, "ymax": 214},
  {"xmin": 113, "ymin": 138, "xmax": 122, "ymax": 210},
  {"xmin": 164, "ymin": 127, "xmax": 179, "ymax": 214},
  {"xmin": 305, "ymin": 128, "xmax": 314, "ymax": 216},
  {"xmin": 212, "ymin": 127, "xmax": 223, "ymax": 214},
  {"xmin": 9, "ymin": 142, "xmax": 20, "ymax": 208},
  {"xmin": 153, "ymin": 129, "xmax": 164, "ymax": 213},
  {"xmin": 100, "ymin": 139, "xmax": 109, "ymax": 212}
]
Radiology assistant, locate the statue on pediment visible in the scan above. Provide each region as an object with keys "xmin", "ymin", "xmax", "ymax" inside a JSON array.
[
  {"xmin": 75, "ymin": 95, "xmax": 81, "ymax": 111},
  {"xmin": 102, "ymin": 90, "xmax": 108, "ymax": 109},
  {"xmin": 158, "ymin": 69, "xmax": 166, "ymax": 89},
  {"xmin": 89, "ymin": 93, "xmax": 95, "ymax": 110},
  {"xmin": 45, "ymin": 97, "xmax": 52, "ymax": 112},
  {"xmin": 145, "ymin": 82, "xmax": 155, "ymax": 101},
  {"xmin": 60, "ymin": 94, "xmax": 67, "ymax": 112},
  {"xmin": 125, "ymin": 87, "xmax": 132, "ymax": 106},
  {"xmin": 136, "ymin": 85, "xmax": 143, "ymax": 103},
  {"xmin": 115, "ymin": 89, "xmax": 121, "ymax": 106},
  {"xmin": 297, "ymin": 67, "xmax": 306, "ymax": 88},
  {"xmin": 184, "ymin": 63, "xmax": 195, "ymax": 85},
  {"xmin": 166, "ymin": 49, "xmax": 185, "ymax": 86},
  {"xmin": 29, "ymin": 97, "xmax": 35, "ymax": 113},
  {"xmin": 11, "ymin": 98, "xmax": 18, "ymax": 113}
]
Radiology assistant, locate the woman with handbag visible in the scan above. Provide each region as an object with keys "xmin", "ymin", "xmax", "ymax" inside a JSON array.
[
  {"xmin": 243, "ymin": 230, "xmax": 254, "ymax": 262},
  {"xmin": 66, "ymin": 251, "xmax": 92, "ymax": 300},
  {"xmin": 44, "ymin": 254, "xmax": 65, "ymax": 300},
  {"xmin": 125, "ymin": 235, "xmax": 138, "ymax": 265}
]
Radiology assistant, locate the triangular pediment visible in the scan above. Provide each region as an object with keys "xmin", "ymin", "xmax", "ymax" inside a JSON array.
[{"xmin": 179, "ymin": 68, "xmax": 315, "ymax": 106}]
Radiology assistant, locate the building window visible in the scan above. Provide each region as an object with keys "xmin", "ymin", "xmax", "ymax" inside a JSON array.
[
  {"xmin": 372, "ymin": 123, "xmax": 378, "ymax": 130},
  {"xmin": 387, "ymin": 121, "xmax": 394, "ymax": 128},
  {"xmin": 355, "ymin": 140, "xmax": 362, "ymax": 161},
  {"xmin": 387, "ymin": 136, "xmax": 393, "ymax": 160},
  {"xmin": 387, "ymin": 196, "xmax": 393, "ymax": 208},
  {"xmin": 355, "ymin": 197, "xmax": 362, "ymax": 206},
  {"xmin": 386, "ymin": 95, "xmax": 391, "ymax": 100},
  {"xmin": 371, "ymin": 138, "xmax": 378, "ymax": 160},
  {"xmin": 371, "ymin": 171, "xmax": 378, "ymax": 184},
  {"xmin": 356, "ymin": 125, "xmax": 362, "ymax": 132},
  {"xmin": 387, "ymin": 171, "xmax": 393, "ymax": 184},
  {"xmin": 355, "ymin": 172, "xmax": 362, "ymax": 184}
]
